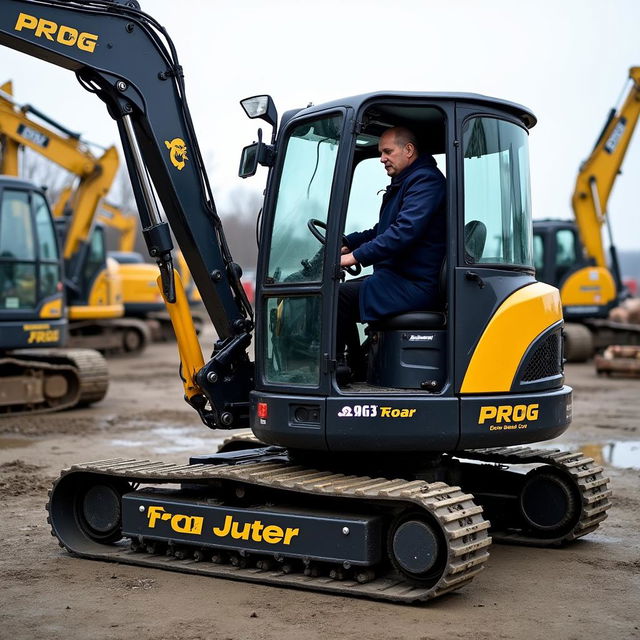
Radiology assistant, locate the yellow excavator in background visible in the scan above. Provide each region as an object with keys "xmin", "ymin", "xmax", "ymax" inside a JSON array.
[
  {"xmin": 0, "ymin": 173, "xmax": 109, "ymax": 415},
  {"xmin": 96, "ymin": 200, "xmax": 204, "ymax": 337},
  {"xmin": 0, "ymin": 79, "xmax": 151, "ymax": 351},
  {"xmin": 533, "ymin": 67, "xmax": 640, "ymax": 361}
]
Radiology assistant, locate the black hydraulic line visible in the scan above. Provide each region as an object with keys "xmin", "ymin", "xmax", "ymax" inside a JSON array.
[{"xmin": 22, "ymin": 103, "xmax": 81, "ymax": 139}]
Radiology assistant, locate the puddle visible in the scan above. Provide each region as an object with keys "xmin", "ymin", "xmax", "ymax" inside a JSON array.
[
  {"xmin": 111, "ymin": 424, "xmax": 226, "ymax": 456},
  {"xmin": 594, "ymin": 441, "xmax": 640, "ymax": 470},
  {"xmin": 0, "ymin": 437, "xmax": 34, "ymax": 450},
  {"xmin": 110, "ymin": 425, "xmax": 640, "ymax": 469},
  {"xmin": 545, "ymin": 441, "xmax": 640, "ymax": 470}
]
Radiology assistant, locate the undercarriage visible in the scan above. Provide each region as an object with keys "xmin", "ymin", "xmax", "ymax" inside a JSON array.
[{"xmin": 46, "ymin": 444, "xmax": 611, "ymax": 603}]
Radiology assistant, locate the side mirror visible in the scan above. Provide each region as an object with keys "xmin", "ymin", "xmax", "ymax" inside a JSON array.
[
  {"xmin": 238, "ymin": 128, "xmax": 275, "ymax": 178},
  {"xmin": 240, "ymin": 95, "xmax": 278, "ymax": 142},
  {"xmin": 238, "ymin": 142, "xmax": 259, "ymax": 179}
]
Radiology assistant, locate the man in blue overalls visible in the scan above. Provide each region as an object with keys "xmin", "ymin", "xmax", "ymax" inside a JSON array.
[{"xmin": 338, "ymin": 126, "xmax": 446, "ymax": 379}]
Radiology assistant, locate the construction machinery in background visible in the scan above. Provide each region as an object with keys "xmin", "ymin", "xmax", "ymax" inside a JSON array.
[
  {"xmin": 533, "ymin": 67, "xmax": 640, "ymax": 361},
  {"xmin": 0, "ymin": 80, "xmax": 151, "ymax": 352},
  {"xmin": 0, "ymin": 174, "xmax": 108, "ymax": 414},
  {"xmin": 0, "ymin": 0, "xmax": 611, "ymax": 603}
]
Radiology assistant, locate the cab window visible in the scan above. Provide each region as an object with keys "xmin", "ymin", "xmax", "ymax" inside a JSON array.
[{"xmin": 463, "ymin": 117, "xmax": 533, "ymax": 267}]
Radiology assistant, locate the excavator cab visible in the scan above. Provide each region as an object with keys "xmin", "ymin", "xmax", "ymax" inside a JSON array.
[
  {"xmin": 0, "ymin": 175, "xmax": 65, "ymax": 349},
  {"xmin": 245, "ymin": 93, "xmax": 570, "ymax": 454}
]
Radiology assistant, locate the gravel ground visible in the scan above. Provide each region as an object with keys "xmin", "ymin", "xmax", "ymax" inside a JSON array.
[{"xmin": 0, "ymin": 334, "xmax": 638, "ymax": 640}]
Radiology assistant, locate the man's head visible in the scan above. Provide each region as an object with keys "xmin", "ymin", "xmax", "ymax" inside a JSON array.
[{"xmin": 379, "ymin": 126, "xmax": 419, "ymax": 177}]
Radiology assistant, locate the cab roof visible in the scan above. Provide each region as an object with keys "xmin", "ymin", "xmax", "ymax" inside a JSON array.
[{"xmin": 290, "ymin": 91, "xmax": 537, "ymax": 129}]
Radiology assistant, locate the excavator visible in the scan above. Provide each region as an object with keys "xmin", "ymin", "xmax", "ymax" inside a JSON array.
[
  {"xmin": 96, "ymin": 201, "xmax": 205, "ymax": 338},
  {"xmin": 0, "ymin": 173, "xmax": 109, "ymax": 414},
  {"xmin": 0, "ymin": 81, "xmax": 151, "ymax": 352},
  {"xmin": 0, "ymin": 0, "xmax": 612, "ymax": 602},
  {"xmin": 533, "ymin": 67, "xmax": 640, "ymax": 361}
]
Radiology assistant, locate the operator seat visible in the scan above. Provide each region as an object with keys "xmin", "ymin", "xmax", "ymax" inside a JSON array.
[{"xmin": 365, "ymin": 220, "xmax": 487, "ymax": 390}]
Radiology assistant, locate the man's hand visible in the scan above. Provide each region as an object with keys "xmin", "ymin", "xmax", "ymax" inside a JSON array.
[
  {"xmin": 341, "ymin": 245, "xmax": 350, "ymax": 255},
  {"xmin": 340, "ymin": 252, "xmax": 358, "ymax": 268}
]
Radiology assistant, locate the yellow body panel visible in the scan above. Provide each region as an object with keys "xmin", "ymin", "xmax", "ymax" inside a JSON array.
[
  {"xmin": 39, "ymin": 296, "xmax": 63, "ymax": 318},
  {"xmin": 118, "ymin": 262, "xmax": 164, "ymax": 306},
  {"xmin": 560, "ymin": 266, "xmax": 617, "ymax": 307},
  {"xmin": 69, "ymin": 304, "xmax": 122, "ymax": 320},
  {"xmin": 70, "ymin": 256, "xmax": 123, "ymax": 319},
  {"xmin": 158, "ymin": 271, "xmax": 204, "ymax": 399},
  {"xmin": 461, "ymin": 282, "xmax": 562, "ymax": 394}
]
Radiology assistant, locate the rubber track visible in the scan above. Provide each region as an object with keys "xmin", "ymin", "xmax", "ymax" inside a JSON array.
[
  {"xmin": 457, "ymin": 446, "xmax": 612, "ymax": 545},
  {"xmin": 47, "ymin": 458, "xmax": 492, "ymax": 603},
  {"xmin": 219, "ymin": 436, "xmax": 613, "ymax": 546},
  {"xmin": 1, "ymin": 349, "xmax": 108, "ymax": 416}
]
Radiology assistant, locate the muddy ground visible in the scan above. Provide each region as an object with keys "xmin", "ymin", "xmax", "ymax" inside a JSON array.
[{"xmin": 1, "ymin": 331, "xmax": 639, "ymax": 640}]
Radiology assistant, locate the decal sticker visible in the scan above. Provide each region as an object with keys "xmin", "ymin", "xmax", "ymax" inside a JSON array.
[
  {"xmin": 165, "ymin": 137, "xmax": 188, "ymax": 170},
  {"xmin": 337, "ymin": 404, "xmax": 417, "ymax": 418},
  {"xmin": 14, "ymin": 12, "xmax": 98, "ymax": 53},
  {"xmin": 478, "ymin": 403, "xmax": 539, "ymax": 431}
]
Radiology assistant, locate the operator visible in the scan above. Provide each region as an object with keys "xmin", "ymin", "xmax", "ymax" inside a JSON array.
[{"xmin": 338, "ymin": 126, "xmax": 446, "ymax": 378}]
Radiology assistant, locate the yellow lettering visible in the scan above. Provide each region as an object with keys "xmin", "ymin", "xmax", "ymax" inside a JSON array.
[
  {"xmin": 496, "ymin": 405, "xmax": 512, "ymax": 423},
  {"xmin": 478, "ymin": 406, "xmax": 497, "ymax": 424},
  {"xmin": 250, "ymin": 520, "xmax": 264, "ymax": 542},
  {"xmin": 262, "ymin": 525, "xmax": 283, "ymax": 544},
  {"xmin": 147, "ymin": 506, "xmax": 165, "ymax": 528},
  {"xmin": 512, "ymin": 405, "xmax": 526, "ymax": 421},
  {"xmin": 410, "ymin": 409, "xmax": 416, "ymax": 417},
  {"xmin": 380, "ymin": 407, "xmax": 391, "ymax": 417},
  {"xmin": 27, "ymin": 330, "xmax": 59, "ymax": 344},
  {"xmin": 230, "ymin": 520, "xmax": 251, "ymax": 540},
  {"xmin": 13, "ymin": 13, "xmax": 98, "ymax": 53},
  {"xmin": 171, "ymin": 514, "xmax": 203, "ymax": 535},
  {"xmin": 213, "ymin": 514, "xmax": 232, "ymax": 537},
  {"xmin": 78, "ymin": 32, "xmax": 98, "ymax": 53},
  {"xmin": 14, "ymin": 12, "xmax": 38, "ymax": 32},
  {"xmin": 283, "ymin": 527, "xmax": 299, "ymax": 545},
  {"xmin": 34, "ymin": 18, "xmax": 56, "ymax": 40},
  {"xmin": 527, "ymin": 404, "xmax": 539, "ymax": 421},
  {"xmin": 56, "ymin": 25, "xmax": 78, "ymax": 46}
]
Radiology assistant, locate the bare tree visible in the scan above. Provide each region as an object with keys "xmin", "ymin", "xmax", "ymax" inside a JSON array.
[
  {"xmin": 218, "ymin": 185, "xmax": 263, "ymax": 272},
  {"xmin": 19, "ymin": 146, "xmax": 74, "ymax": 205}
]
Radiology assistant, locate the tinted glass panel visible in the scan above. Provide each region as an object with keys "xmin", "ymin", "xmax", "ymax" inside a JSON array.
[
  {"xmin": 0, "ymin": 190, "xmax": 35, "ymax": 260},
  {"xmin": 41, "ymin": 263, "xmax": 60, "ymax": 298},
  {"xmin": 533, "ymin": 233, "xmax": 544, "ymax": 273},
  {"xmin": 267, "ymin": 114, "xmax": 342, "ymax": 283},
  {"xmin": 463, "ymin": 118, "xmax": 533, "ymax": 267},
  {"xmin": 555, "ymin": 228, "xmax": 578, "ymax": 283},
  {"xmin": 83, "ymin": 227, "xmax": 105, "ymax": 287},
  {"xmin": 0, "ymin": 262, "xmax": 36, "ymax": 309},
  {"xmin": 33, "ymin": 192, "xmax": 59, "ymax": 261},
  {"xmin": 264, "ymin": 295, "xmax": 321, "ymax": 385}
]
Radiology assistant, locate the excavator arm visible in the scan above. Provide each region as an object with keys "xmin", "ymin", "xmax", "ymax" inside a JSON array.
[
  {"xmin": 572, "ymin": 66, "xmax": 640, "ymax": 287},
  {"xmin": 0, "ymin": 79, "xmax": 119, "ymax": 284},
  {"xmin": 0, "ymin": 0, "xmax": 255, "ymax": 428},
  {"xmin": 96, "ymin": 201, "xmax": 136, "ymax": 252}
]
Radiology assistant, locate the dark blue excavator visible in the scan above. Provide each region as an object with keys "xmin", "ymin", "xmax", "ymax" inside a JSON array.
[{"xmin": 0, "ymin": 0, "xmax": 611, "ymax": 602}]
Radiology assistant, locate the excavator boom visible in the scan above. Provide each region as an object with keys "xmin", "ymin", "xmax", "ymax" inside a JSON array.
[
  {"xmin": 0, "ymin": 0, "xmax": 254, "ymax": 426},
  {"xmin": 572, "ymin": 66, "xmax": 640, "ymax": 271}
]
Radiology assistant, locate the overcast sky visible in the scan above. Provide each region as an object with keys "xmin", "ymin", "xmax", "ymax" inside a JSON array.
[{"xmin": 1, "ymin": 0, "xmax": 639, "ymax": 248}]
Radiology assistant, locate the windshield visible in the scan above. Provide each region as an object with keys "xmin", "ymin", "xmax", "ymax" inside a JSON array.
[
  {"xmin": 463, "ymin": 117, "xmax": 533, "ymax": 267},
  {"xmin": 267, "ymin": 114, "xmax": 343, "ymax": 283}
]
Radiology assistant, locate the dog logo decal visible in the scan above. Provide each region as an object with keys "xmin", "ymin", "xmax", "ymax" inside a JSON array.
[{"xmin": 165, "ymin": 137, "xmax": 188, "ymax": 170}]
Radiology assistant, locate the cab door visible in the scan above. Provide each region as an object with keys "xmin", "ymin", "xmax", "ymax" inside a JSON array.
[{"xmin": 453, "ymin": 107, "xmax": 537, "ymax": 395}]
